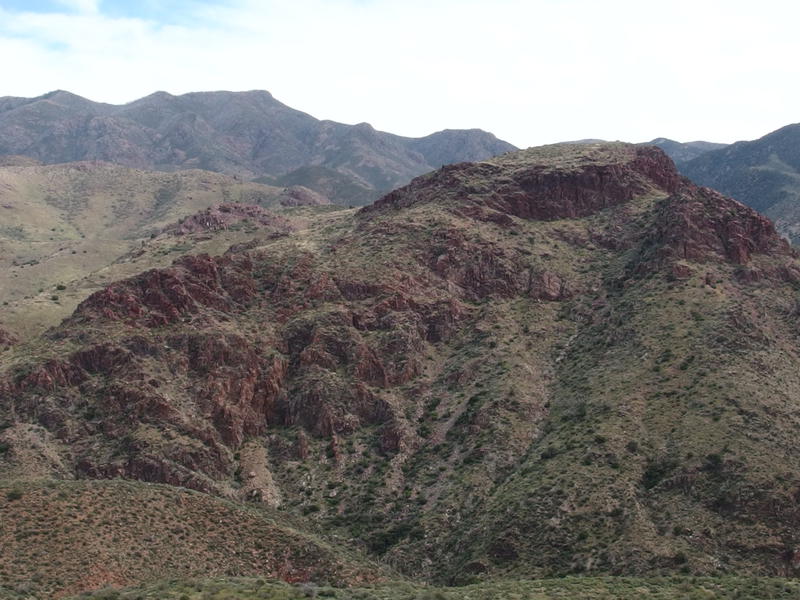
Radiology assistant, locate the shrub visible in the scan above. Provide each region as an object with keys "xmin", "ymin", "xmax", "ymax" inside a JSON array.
[{"xmin": 642, "ymin": 458, "xmax": 678, "ymax": 490}]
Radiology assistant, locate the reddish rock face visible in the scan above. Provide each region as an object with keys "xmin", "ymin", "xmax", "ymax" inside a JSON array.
[
  {"xmin": 3, "ymin": 242, "xmax": 469, "ymax": 490},
  {"xmin": 639, "ymin": 185, "xmax": 795, "ymax": 276},
  {"xmin": 365, "ymin": 145, "xmax": 682, "ymax": 222},
  {"xmin": 69, "ymin": 253, "xmax": 256, "ymax": 327}
]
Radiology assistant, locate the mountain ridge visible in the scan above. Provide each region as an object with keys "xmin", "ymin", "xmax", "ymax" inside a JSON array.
[{"xmin": 0, "ymin": 89, "xmax": 517, "ymax": 205}]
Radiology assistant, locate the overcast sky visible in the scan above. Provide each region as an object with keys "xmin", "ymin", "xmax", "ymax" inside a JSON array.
[{"xmin": 0, "ymin": 0, "xmax": 798, "ymax": 148}]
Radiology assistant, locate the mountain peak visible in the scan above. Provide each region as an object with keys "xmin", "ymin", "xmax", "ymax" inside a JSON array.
[{"xmin": 366, "ymin": 143, "xmax": 681, "ymax": 220}]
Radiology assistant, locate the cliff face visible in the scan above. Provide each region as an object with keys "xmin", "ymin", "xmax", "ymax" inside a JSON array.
[
  {"xmin": 5, "ymin": 143, "xmax": 800, "ymax": 592},
  {"xmin": 368, "ymin": 145, "xmax": 682, "ymax": 221}
]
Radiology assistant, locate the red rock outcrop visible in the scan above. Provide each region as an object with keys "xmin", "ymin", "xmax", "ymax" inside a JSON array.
[
  {"xmin": 161, "ymin": 203, "xmax": 293, "ymax": 236},
  {"xmin": 364, "ymin": 145, "xmax": 681, "ymax": 222},
  {"xmin": 69, "ymin": 253, "xmax": 256, "ymax": 327},
  {"xmin": 637, "ymin": 185, "xmax": 795, "ymax": 276}
]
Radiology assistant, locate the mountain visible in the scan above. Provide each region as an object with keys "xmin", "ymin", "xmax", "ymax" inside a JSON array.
[
  {"xmin": 5, "ymin": 143, "xmax": 800, "ymax": 596},
  {"xmin": 0, "ymin": 160, "xmax": 333, "ymax": 338},
  {"xmin": 681, "ymin": 124, "xmax": 800, "ymax": 243},
  {"xmin": 646, "ymin": 138, "xmax": 728, "ymax": 166},
  {"xmin": 0, "ymin": 90, "xmax": 516, "ymax": 205}
]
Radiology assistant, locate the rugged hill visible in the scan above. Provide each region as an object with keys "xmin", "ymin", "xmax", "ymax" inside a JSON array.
[
  {"xmin": 0, "ymin": 90, "xmax": 516, "ymax": 204},
  {"xmin": 4, "ymin": 143, "xmax": 800, "ymax": 595},
  {"xmin": 681, "ymin": 124, "xmax": 800, "ymax": 243},
  {"xmin": 0, "ymin": 160, "xmax": 331, "ymax": 337},
  {"xmin": 646, "ymin": 138, "xmax": 727, "ymax": 167}
]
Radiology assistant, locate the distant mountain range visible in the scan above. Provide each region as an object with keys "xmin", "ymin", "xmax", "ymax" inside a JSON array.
[
  {"xmin": 0, "ymin": 90, "xmax": 516, "ymax": 205},
  {"xmin": 646, "ymin": 138, "xmax": 728, "ymax": 166}
]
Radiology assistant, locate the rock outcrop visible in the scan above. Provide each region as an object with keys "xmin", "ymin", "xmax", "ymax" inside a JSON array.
[
  {"xmin": 365, "ymin": 144, "xmax": 682, "ymax": 221},
  {"xmin": 161, "ymin": 203, "xmax": 294, "ymax": 237}
]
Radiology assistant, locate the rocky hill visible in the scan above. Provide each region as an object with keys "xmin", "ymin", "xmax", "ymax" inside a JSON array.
[
  {"xmin": 0, "ymin": 160, "xmax": 331, "ymax": 338},
  {"xmin": 681, "ymin": 124, "xmax": 800, "ymax": 243},
  {"xmin": 4, "ymin": 143, "xmax": 800, "ymax": 595},
  {"xmin": 0, "ymin": 90, "xmax": 516, "ymax": 204}
]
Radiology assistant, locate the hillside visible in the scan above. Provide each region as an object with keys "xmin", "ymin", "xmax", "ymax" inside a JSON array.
[
  {"xmin": 4, "ymin": 143, "xmax": 800, "ymax": 594},
  {"xmin": 0, "ymin": 479, "xmax": 385, "ymax": 598},
  {"xmin": 0, "ymin": 90, "xmax": 516, "ymax": 204},
  {"xmin": 64, "ymin": 576, "xmax": 800, "ymax": 600},
  {"xmin": 681, "ymin": 124, "xmax": 800, "ymax": 242},
  {"xmin": 0, "ymin": 160, "xmax": 332, "ymax": 337}
]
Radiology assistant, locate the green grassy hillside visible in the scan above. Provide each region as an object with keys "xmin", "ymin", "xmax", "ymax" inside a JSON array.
[{"xmin": 65, "ymin": 576, "xmax": 800, "ymax": 600}]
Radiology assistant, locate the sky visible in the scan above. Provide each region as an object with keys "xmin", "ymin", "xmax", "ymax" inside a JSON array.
[{"xmin": 0, "ymin": 0, "xmax": 798, "ymax": 148}]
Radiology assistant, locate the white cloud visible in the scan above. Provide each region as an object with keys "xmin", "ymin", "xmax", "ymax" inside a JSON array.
[{"xmin": 1, "ymin": 0, "xmax": 799, "ymax": 147}]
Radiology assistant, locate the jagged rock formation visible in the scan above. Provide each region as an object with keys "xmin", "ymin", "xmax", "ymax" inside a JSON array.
[
  {"xmin": 4, "ymin": 143, "xmax": 800, "ymax": 594},
  {"xmin": 160, "ymin": 203, "xmax": 295, "ymax": 237}
]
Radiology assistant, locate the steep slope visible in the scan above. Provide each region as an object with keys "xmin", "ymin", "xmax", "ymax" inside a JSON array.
[
  {"xmin": 4, "ymin": 143, "xmax": 800, "ymax": 593},
  {"xmin": 646, "ymin": 138, "xmax": 727, "ymax": 167},
  {"xmin": 0, "ymin": 160, "xmax": 329, "ymax": 337},
  {"xmin": 0, "ymin": 90, "xmax": 516, "ymax": 204},
  {"xmin": 681, "ymin": 124, "xmax": 800, "ymax": 242}
]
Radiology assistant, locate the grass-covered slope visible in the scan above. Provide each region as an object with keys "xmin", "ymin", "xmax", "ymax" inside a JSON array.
[
  {"xmin": 0, "ymin": 480, "xmax": 385, "ymax": 598},
  {"xmin": 66, "ymin": 575, "xmax": 800, "ymax": 600}
]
